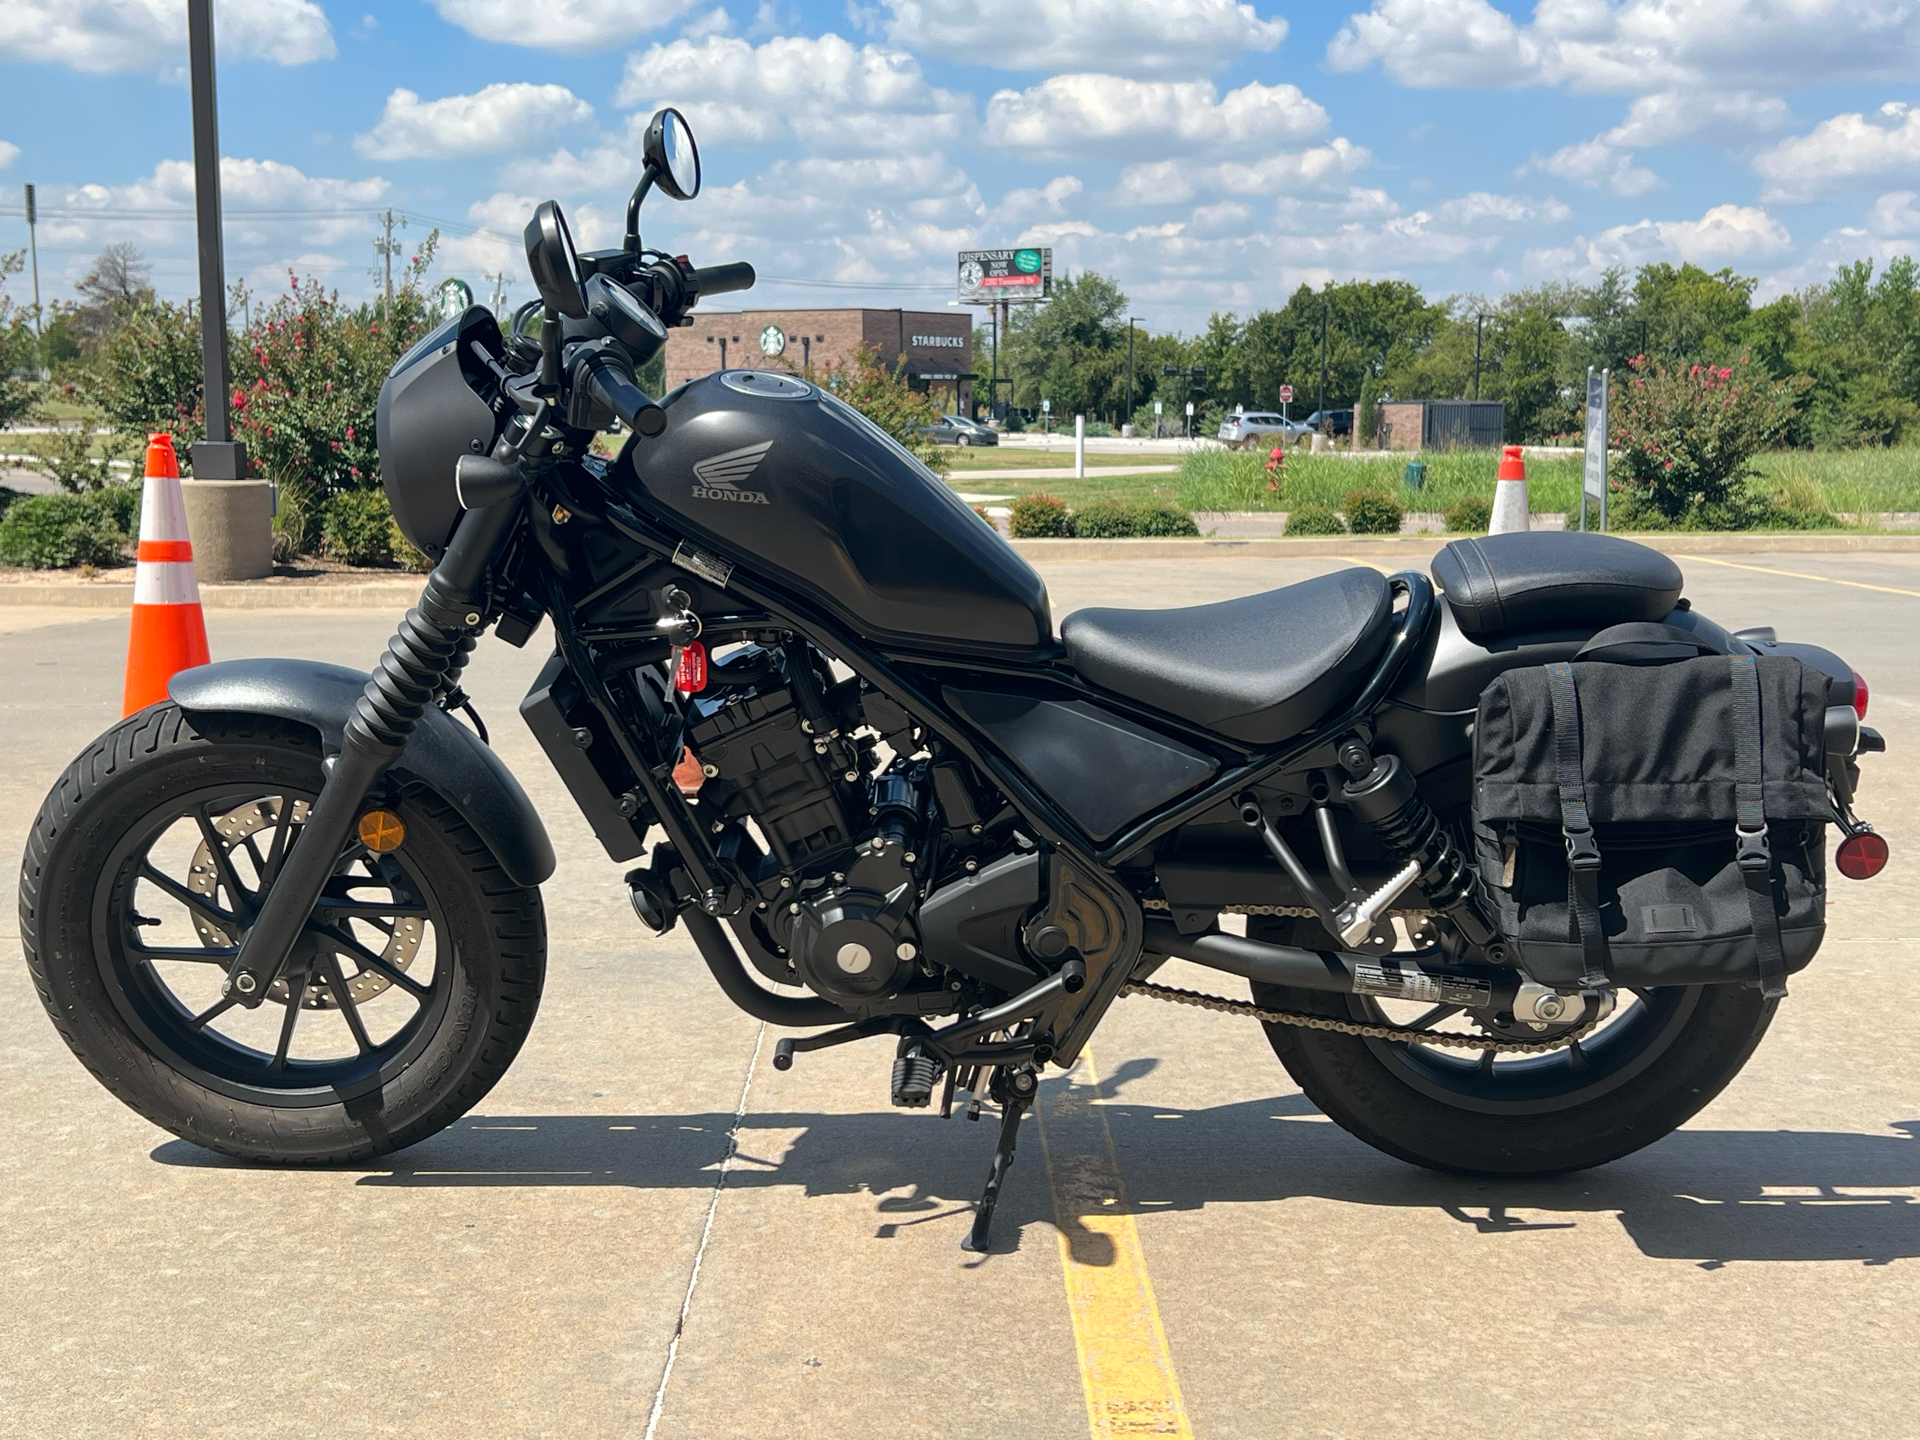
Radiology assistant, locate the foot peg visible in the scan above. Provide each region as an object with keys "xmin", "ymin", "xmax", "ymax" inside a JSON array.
[{"xmin": 892, "ymin": 1040, "xmax": 942, "ymax": 1107}]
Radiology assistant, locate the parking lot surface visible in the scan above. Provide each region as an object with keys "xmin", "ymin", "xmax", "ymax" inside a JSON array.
[{"xmin": 2, "ymin": 551, "xmax": 1914, "ymax": 1439}]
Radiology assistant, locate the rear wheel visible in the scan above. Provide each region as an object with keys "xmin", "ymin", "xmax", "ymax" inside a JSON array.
[
  {"xmin": 1248, "ymin": 917, "xmax": 1775, "ymax": 1176},
  {"xmin": 20, "ymin": 705, "xmax": 546, "ymax": 1164}
]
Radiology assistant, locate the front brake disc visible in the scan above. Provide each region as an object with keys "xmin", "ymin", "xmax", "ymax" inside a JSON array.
[{"xmin": 188, "ymin": 797, "xmax": 423, "ymax": 1009}]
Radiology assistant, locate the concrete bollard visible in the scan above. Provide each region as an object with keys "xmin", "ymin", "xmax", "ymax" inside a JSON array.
[
  {"xmin": 180, "ymin": 479, "xmax": 274, "ymax": 581},
  {"xmin": 1075, "ymin": 414, "xmax": 1085, "ymax": 478},
  {"xmin": 1310, "ymin": 431, "xmax": 1328, "ymax": 454},
  {"xmin": 1488, "ymin": 444, "xmax": 1531, "ymax": 535}
]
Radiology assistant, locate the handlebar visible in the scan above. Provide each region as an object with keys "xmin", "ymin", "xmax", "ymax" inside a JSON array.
[
  {"xmin": 690, "ymin": 261, "xmax": 756, "ymax": 297},
  {"xmin": 581, "ymin": 350, "xmax": 668, "ymax": 438}
]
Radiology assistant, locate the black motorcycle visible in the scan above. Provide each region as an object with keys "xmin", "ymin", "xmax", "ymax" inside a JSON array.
[{"xmin": 20, "ymin": 110, "xmax": 1888, "ymax": 1251}]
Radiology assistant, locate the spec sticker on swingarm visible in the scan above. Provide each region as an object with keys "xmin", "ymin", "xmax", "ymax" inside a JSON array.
[
  {"xmin": 672, "ymin": 541, "xmax": 734, "ymax": 588},
  {"xmin": 1352, "ymin": 960, "xmax": 1493, "ymax": 1008}
]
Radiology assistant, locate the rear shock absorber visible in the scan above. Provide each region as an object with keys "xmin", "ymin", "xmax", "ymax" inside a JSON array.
[{"xmin": 1341, "ymin": 751, "xmax": 1502, "ymax": 954}]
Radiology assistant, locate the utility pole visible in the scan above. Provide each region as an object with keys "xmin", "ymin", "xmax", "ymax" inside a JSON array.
[
  {"xmin": 1317, "ymin": 298, "xmax": 1329, "ymax": 418},
  {"xmin": 1472, "ymin": 313, "xmax": 1484, "ymax": 400},
  {"xmin": 1125, "ymin": 315, "xmax": 1137, "ymax": 431},
  {"xmin": 374, "ymin": 209, "xmax": 404, "ymax": 319},
  {"xmin": 486, "ymin": 270, "xmax": 506, "ymax": 318},
  {"xmin": 21, "ymin": 184, "xmax": 40, "ymax": 344}
]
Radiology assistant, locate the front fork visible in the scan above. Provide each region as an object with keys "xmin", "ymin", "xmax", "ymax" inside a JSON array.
[{"xmin": 220, "ymin": 481, "xmax": 526, "ymax": 1007}]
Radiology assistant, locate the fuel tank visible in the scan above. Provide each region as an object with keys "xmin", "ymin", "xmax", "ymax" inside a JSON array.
[{"xmin": 617, "ymin": 371, "xmax": 1052, "ymax": 655}]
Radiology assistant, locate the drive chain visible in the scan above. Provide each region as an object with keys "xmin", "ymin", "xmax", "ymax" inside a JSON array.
[{"xmin": 1119, "ymin": 979, "xmax": 1602, "ymax": 1053}]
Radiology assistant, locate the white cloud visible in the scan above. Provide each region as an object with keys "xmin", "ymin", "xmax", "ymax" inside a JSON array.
[
  {"xmin": 1433, "ymin": 191, "xmax": 1572, "ymax": 226},
  {"xmin": 0, "ymin": 0, "xmax": 332, "ymax": 73},
  {"xmin": 42, "ymin": 158, "xmax": 388, "ymax": 252},
  {"xmin": 984, "ymin": 76, "xmax": 1326, "ymax": 154},
  {"xmin": 1753, "ymin": 103, "xmax": 1920, "ymax": 203},
  {"xmin": 615, "ymin": 35, "xmax": 971, "ymax": 152},
  {"xmin": 0, "ymin": 142, "xmax": 18, "ymax": 171},
  {"xmin": 1328, "ymin": 0, "xmax": 1920, "ymax": 95},
  {"xmin": 992, "ymin": 176, "xmax": 1085, "ymax": 228},
  {"xmin": 1756, "ymin": 190, "xmax": 1920, "ymax": 296},
  {"xmin": 1527, "ymin": 203, "xmax": 1792, "ymax": 278},
  {"xmin": 680, "ymin": 7, "xmax": 734, "ymax": 37},
  {"xmin": 355, "ymin": 84, "xmax": 594, "ymax": 161},
  {"xmin": 1116, "ymin": 141, "xmax": 1369, "ymax": 205},
  {"xmin": 1604, "ymin": 90, "xmax": 1791, "ymax": 147},
  {"xmin": 428, "ymin": 0, "xmax": 699, "ymax": 50},
  {"xmin": 877, "ymin": 0, "xmax": 1286, "ymax": 77},
  {"xmin": 1535, "ymin": 139, "xmax": 1661, "ymax": 197}
]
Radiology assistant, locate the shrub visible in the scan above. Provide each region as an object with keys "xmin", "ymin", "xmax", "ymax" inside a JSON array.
[
  {"xmin": 1610, "ymin": 354, "xmax": 1806, "ymax": 526},
  {"xmin": 1286, "ymin": 503, "xmax": 1346, "ymax": 536},
  {"xmin": 1343, "ymin": 487, "xmax": 1404, "ymax": 535},
  {"xmin": 24, "ymin": 427, "xmax": 133, "ymax": 492},
  {"xmin": 0, "ymin": 486, "xmax": 25, "ymax": 520},
  {"xmin": 1009, "ymin": 493, "xmax": 1070, "ymax": 538},
  {"xmin": 390, "ymin": 515, "xmax": 435, "ymax": 571},
  {"xmin": 1067, "ymin": 499, "xmax": 1140, "ymax": 537},
  {"xmin": 320, "ymin": 488, "xmax": 394, "ymax": 567},
  {"xmin": 0, "ymin": 492, "xmax": 129, "ymax": 569},
  {"xmin": 1444, "ymin": 496, "xmax": 1492, "ymax": 533},
  {"xmin": 1132, "ymin": 504, "xmax": 1200, "ymax": 537}
]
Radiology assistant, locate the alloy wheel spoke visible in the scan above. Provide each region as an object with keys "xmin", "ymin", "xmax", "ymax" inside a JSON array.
[
  {"xmin": 321, "ymin": 927, "xmax": 430, "ymax": 1000},
  {"xmin": 193, "ymin": 805, "xmax": 253, "ymax": 913},
  {"xmin": 318, "ymin": 953, "xmax": 374, "ymax": 1055},
  {"xmin": 270, "ymin": 971, "xmax": 307, "ymax": 1070},
  {"xmin": 261, "ymin": 798, "xmax": 296, "ymax": 886},
  {"xmin": 188, "ymin": 994, "xmax": 241, "ymax": 1030},
  {"xmin": 133, "ymin": 943, "xmax": 240, "ymax": 965},
  {"xmin": 138, "ymin": 862, "xmax": 239, "ymax": 931},
  {"xmin": 1403, "ymin": 1002, "xmax": 1464, "ymax": 1033}
]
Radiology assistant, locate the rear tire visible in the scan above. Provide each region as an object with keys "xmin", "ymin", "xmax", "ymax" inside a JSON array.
[
  {"xmin": 1249, "ymin": 918, "xmax": 1775, "ymax": 1176},
  {"xmin": 19, "ymin": 705, "xmax": 546, "ymax": 1164}
]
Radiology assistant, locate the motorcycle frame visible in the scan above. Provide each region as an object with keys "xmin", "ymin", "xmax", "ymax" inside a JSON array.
[{"xmin": 532, "ymin": 473, "xmax": 1439, "ymax": 1065}]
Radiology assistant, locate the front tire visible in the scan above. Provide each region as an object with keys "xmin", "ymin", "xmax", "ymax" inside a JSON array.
[
  {"xmin": 20, "ymin": 705, "xmax": 546, "ymax": 1164},
  {"xmin": 1249, "ymin": 919, "xmax": 1775, "ymax": 1176}
]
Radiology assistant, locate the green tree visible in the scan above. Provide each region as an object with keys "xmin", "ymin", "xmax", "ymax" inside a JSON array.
[{"xmin": 1002, "ymin": 271, "xmax": 1133, "ymax": 421}]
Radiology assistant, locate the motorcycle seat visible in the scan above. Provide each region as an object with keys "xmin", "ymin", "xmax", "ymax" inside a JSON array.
[
  {"xmin": 1060, "ymin": 566, "xmax": 1395, "ymax": 744},
  {"xmin": 1431, "ymin": 532, "xmax": 1683, "ymax": 640}
]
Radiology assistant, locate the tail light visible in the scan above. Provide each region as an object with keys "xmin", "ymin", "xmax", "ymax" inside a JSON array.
[
  {"xmin": 1852, "ymin": 670, "xmax": 1869, "ymax": 720},
  {"xmin": 1836, "ymin": 830, "xmax": 1889, "ymax": 880}
]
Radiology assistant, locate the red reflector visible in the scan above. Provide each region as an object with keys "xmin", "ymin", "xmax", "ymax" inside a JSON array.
[
  {"xmin": 1836, "ymin": 831, "xmax": 1889, "ymax": 880},
  {"xmin": 1852, "ymin": 670, "xmax": 1869, "ymax": 720},
  {"xmin": 674, "ymin": 641, "xmax": 708, "ymax": 694}
]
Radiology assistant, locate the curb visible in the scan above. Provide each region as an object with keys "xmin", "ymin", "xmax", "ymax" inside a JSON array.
[
  {"xmin": 3, "ymin": 532, "xmax": 1916, "ymax": 610},
  {"xmin": 1008, "ymin": 533, "xmax": 1920, "ymax": 562}
]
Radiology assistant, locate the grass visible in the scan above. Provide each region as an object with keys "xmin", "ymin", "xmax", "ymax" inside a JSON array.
[
  {"xmin": 1174, "ymin": 446, "xmax": 1920, "ymax": 526},
  {"xmin": 941, "ymin": 447, "xmax": 1179, "ymax": 472}
]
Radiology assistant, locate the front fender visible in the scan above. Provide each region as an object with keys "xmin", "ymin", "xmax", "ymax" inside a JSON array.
[{"xmin": 169, "ymin": 658, "xmax": 557, "ymax": 887}]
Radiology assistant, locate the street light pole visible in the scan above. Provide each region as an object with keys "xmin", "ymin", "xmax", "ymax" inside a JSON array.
[
  {"xmin": 1473, "ymin": 313, "xmax": 1484, "ymax": 399},
  {"xmin": 1317, "ymin": 298, "xmax": 1328, "ymax": 418},
  {"xmin": 1125, "ymin": 315, "xmax": 1137, "ymax": 429},
  {"xmin": 187, "ymin": 0, "xmax": 241, "ymax": 473}
]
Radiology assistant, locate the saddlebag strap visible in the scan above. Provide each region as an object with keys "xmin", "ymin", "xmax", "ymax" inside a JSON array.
[
  {"xmin": 1545, "ymin": 662, "xmax": 1609, "ymax": 988},
  {"xmin": 1730, "ymin": 653, "xmax": 1789, "ymax": 999}
]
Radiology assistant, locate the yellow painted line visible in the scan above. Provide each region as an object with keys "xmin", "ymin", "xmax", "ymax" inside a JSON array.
[
  {"xmin": 1675, "ymin": 553, "xmax": 1920, "ymax": 598},
  {"xmin": 1338, "ymin": 555, "xmax": 1397, "ymax": 573},
  {"xmin": 1038, "ymin": 1047, "xmax": 1194, "ymax": 1440}
]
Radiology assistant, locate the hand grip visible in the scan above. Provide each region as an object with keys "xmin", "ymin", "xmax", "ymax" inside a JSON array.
[
  {"xmin": 583, "ymin": 351, "xmax": 668, "ymax": 437},
  {"xmin": 690, "ymin": 261, "xmax": 756, "ymax": 296}
]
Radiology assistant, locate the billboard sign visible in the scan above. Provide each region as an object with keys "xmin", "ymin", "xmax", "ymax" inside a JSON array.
[{"xmin": 958, "ymin": 248, "xmax": 1051, "ymax": 304}]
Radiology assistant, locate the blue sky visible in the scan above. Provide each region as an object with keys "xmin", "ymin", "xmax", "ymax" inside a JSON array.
[{"xmin": 2, "ymin": 1, "xmax": 1917, "ymax": 334}]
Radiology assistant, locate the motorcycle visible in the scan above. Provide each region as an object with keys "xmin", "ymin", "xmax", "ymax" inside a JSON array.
[{"xmin": 20, "ymin": 110, "xmax": 1888, "ymax": 1252}]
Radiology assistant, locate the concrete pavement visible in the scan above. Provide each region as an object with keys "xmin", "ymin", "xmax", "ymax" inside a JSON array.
[{"xmin": 1, "ymin": 552, "xmax": 1914, "ymax": 1439}]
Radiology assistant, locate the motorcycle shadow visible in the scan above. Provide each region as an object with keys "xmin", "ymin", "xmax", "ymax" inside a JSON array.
[{"xmin": 152, "ymin": 1085, "xmax": 1919, "ymax": 1268}]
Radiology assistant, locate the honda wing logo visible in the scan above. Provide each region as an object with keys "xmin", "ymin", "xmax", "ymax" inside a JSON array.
[{"xmin": 691, "ymin": 442, "xmax": 773, "ymax": 504}]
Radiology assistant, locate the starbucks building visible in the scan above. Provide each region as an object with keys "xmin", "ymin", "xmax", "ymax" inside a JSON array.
[{"xmin": 663, "ymin": 308, "xmax": 975, "ymax": 412}]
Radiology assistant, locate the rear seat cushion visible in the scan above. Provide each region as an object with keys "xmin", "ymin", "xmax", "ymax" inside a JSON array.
[{"xmin": 1432, "ymin": 532, "xmax": 1683, "ymax": 640}]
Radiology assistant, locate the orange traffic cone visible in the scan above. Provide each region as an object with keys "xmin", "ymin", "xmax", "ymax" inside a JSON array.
[
  {"xmin": 122, "ymin": 433, "xmax": 211, "ymax": 716},
  {"xmin": 1488, "ymin": 443, "xmax": 1531, "ymax": 535}
]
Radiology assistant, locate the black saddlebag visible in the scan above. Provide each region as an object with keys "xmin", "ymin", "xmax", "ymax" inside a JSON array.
[{"xmin": 1472, "ymin": 631, "xmax": 1834, "ymax": 994}]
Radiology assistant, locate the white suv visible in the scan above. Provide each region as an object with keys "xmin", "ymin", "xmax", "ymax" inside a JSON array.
[{"xmin": 1218, "ymin": 411, "xmax": 1309, "ymax": 449}]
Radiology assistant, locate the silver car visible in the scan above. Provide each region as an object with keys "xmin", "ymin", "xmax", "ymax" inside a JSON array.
[{"xmin": 1218, "ymin": 411, "xmax": 1309, "ymax": 449}]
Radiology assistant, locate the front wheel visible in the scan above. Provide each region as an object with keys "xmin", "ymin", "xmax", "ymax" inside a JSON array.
[
  {"xmin": 1248, "ymin": 918, "xmax": 1775, "ymax": 1176},
  {"xmin": 20, "ymin": 705, "xmax": 546, "ymax": 1164}
]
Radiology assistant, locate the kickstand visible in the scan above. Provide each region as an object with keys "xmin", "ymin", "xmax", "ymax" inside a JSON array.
[{"xmin": 960, "ymin": 1067, "xmax": 1038, "ymax": 1253}]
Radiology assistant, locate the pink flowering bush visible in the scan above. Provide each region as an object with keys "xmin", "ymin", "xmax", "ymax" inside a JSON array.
[{"xmin": 1609, "ymin": 353, "xmax": 1806, "ymax": 527}]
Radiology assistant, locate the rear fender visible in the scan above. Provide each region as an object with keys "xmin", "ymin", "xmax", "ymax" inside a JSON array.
[{"xmin": 168, "ymin": 658, "xmax": 556, "ymax": 887}]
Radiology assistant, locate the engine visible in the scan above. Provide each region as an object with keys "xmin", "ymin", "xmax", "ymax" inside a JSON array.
[{"xmin": 675, "ymin": 643, "xmax": 1048, "ymax": 1016}]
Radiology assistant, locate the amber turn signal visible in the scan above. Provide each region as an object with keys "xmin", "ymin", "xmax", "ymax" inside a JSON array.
[
  {"xmin": 357, "ymin": 809, "xmax": 407, "ymax": 854},
  {"xmin": 1835, "ymin": 830, "xmax": 1888, "ymax": 880}
]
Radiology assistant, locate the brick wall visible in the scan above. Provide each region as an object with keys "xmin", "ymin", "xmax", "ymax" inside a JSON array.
[{"xmin": 1378, "ymin": 401, "xmax": 1424, "ymax": 451}]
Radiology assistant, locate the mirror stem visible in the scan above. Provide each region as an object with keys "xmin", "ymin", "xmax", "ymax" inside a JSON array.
[
  {"xmin": 540, "ymin": 308, "xmax": 562, "ymax": 394},
  {"xmin": 623, "ymin": 168, "xmax": 659, "ymax": 253}
]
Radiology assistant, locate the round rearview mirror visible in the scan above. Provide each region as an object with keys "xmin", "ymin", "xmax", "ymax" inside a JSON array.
[
  {"xmin": 523, "ymin": 200, "xmax": 587, "ymax": 318},
  {"xmin": 645, "ymin": 108, "xmax": 701, "ymax": 201}
]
